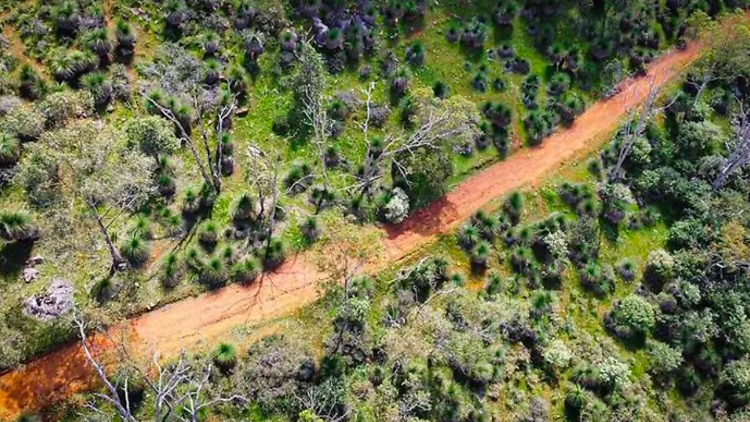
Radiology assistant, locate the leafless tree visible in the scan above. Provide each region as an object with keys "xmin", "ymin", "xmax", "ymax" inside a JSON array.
[
  {"xmin": 302, "ymin": 84, "xmax": 332, "ymax": 190},
  {"xmin": 352, "ymin": 84, "xmax": 473, "ymax": 196},
  {"xmin": 714, "ymin": 103, "xmax": 750, "ymax": 190},
  {"xmin": 71, "ymin": 310, "xmax": 247, "ymax": 421},
  {"xmin": 294, "ymin": 378, "xmax": 351, "ymax": 422},
  {"xmin": 688, "ymin": 15, "xmax": 750, "ymax": 105},
  {"xmin": 147, "ymin": 90, "xmax": 237, "ymax": 193},
  {"xmin": 610, "ymin": 75, "xmax": 677, "ymax": 181}
]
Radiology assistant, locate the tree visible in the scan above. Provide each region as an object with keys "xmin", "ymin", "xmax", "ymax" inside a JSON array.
[
  {"xmin": 71, "ymin": 310, "xmax": 248, "ymax": 422},
  {"xmin": 353, "ymin": 87, "xmax": 479, "ymax": 201},
  {"xmin": 714, "ymin": 104, "xmax": 750, "ymax": 190},
  {"xmin": 296, "ymin": 41, "xmax": 332, "ymax": 191},
  {"xmin": 124, "ymin": 116, "xmax": 179, "ymax": 165},
  {"xmin": 688, "ymin": 14, "xmax": 750, "ymax": 105},
  {"xmin": 44, "ymin": 121, "xmax": 155, "ymax": 270},
  {"xmin": 147, "ymin": 90, "xmax": 236, "ymax": 193},
  {"xmin": 607, "ymin": 294, "xmax": 655, "ymax": 340},
  {"xmin": 610, "ymin": 76, "xmax": 675, "ymax": 180}
]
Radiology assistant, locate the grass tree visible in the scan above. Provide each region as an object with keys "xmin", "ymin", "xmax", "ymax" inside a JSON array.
[
  {"xmin": 161, "ymin": 252, "xmax": 182, "ymax": 288},
  {"xmin": 115, "ymin": 20, "xmax": 136, "ymax": 63},
  {"xmin": 82, "ymin": 28, "xmax": 112, "ymax": 61},
  {"xmin": 212, "ymin": 342, "xmax": 237, "ymax": 374},
  {"xmin": 0, "ymin": 133, "xmax": 21, "ymax": 165},
  {"xmin": 0, "ymin": 210, "xmax": 40, "ymax": 243},
  {"xmin": 232, "ymin": 256, "xmax": 260, "ymax": 284},
  {"xmin": 120, "ymin": 234, "xmax": 150, "ymax": 267}
]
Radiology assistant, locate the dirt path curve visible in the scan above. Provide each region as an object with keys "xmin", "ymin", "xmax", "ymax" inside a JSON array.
[{"xmin": 0, "ymin": 41, "xmax": 701, "ymax": 420}]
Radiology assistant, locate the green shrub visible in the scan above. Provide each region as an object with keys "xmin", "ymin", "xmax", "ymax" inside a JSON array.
[
  {"xmin": 643, "ymin": 249, "xmax": 674, "ymax": 292},
  {"xmin": 606, "ymin": 294, "xmax": 655, "ymax": 340}
]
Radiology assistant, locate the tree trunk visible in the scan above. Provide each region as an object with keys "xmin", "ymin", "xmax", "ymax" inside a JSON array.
[{"xmin": 90, "ymin": 202, "xmax": 127, "ymax": 271}]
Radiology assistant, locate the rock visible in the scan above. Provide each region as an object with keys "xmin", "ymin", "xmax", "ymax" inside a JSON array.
[
  {"xmin": 24, "ymin": 278, "xmax": 74, "ymax": 321},
  {"xmin": 26, "ymin": 255, "xmax": 44, "ymax": 267},
  {"xmin": 22, "ymin": 268, "xmax": 39, "ymax": 283}
]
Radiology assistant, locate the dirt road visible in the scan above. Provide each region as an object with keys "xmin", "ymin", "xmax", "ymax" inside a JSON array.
[{"xmin": 0, "ymin": 41, "xmax": 701, "ymax": 420}]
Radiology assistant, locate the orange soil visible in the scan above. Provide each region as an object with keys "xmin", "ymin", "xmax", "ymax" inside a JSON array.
[{"xmin": 0, "ymin": 41, "xmax": 701, "ymax": 420}]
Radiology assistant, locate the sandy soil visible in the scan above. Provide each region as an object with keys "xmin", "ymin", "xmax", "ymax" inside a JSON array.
[{"xmin": 0, "ymin": 41, "xmax": 701, "ymax": 420}]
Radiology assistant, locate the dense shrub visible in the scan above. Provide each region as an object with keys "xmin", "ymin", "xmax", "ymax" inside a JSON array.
[{"xmin": 606, "ymin": 294, "xmax": 655, "ymax": 341}]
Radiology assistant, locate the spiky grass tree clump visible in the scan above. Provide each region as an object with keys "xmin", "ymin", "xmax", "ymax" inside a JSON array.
[
  {"xmin": 121, "ymin": 234, "xmax": 150, "ymax": 267},
  {"xmin": 51, "ymin": 51, "xmax": 98, "ymax": 83},
  {"xmin": 617, "ymin": 258, "xmax": 636, "ymax": 282},
  {"xmin": 0, "ymin": 211, "xmax": 40, "ymax": 242},
  {"xmin": 161, "ymin": 252, "xmax": 182, "ymax": 289},
  {"xmin": 115, "ymin": 20, "xmax": 136, "ymax": 63},
  {"xmin": 53, "ymin": 1, "xmax": 81, "ymax": 35},
  {"xmin": 129, "ymin": 216, "xmax": 153, "ymax": 240},
  {"xmin": 83, "ymin": 28, "xmax": 112, "ymax": 61},
  {"xmin": 484, "ymin": 272, "xmax": 502, "ymax": 299},
  {"xmin": 204, "ymin": 59, "xmax": 221, "ymax": 86},
  {"xmin": 284, "ymin": 162, "xmax": 313, "ymax": 194},
  {"xmin": 405, "ymin": 41, "xmax": 425, "ymax": 67},
  {"xmin": 494, "ymin": 1, "xmax": 519, "ymax": 26},
  {"xmin": 199, "ymin": 221, "xmax": 220, "ymax": 247},
  {"xmin": 243, "ymin": 30, "xmax": 265, "ymax": 60},
  {"xmin": 212, "ymin": 342, "xmax": 237, "ymax": 374},
  {"xmin": 470, "ymin": 240, "xmax": 492, "ymax": 270},
  {"xmin": 390, "ymin": 69, "xmax": 410, "ymax": 100},
  {"xmin": 565, "ymin": 384, "xmax": 588, "ymax": 414},
  {"xmin": 461, "ymin": 18, "xmax": 488, "ymax": 50},
  {"xmin": 91, "ymin": 276, "xmax": 118, "ymax": 303},
  {"xmin": 432, "ymin": 80, "xmax": 449, "ymax": 99},
  {"xmin": 324, "ymin": 145, "xmax": 341, "ymax": 168},
  {"xmin": 262, "ymin": 237, "xmax": 286, "ymax": 270},
  {"xmin": 81, "ymin": 72, "xmax": 113, "ymax": 108},
  {"xmin": 18, "ymin": 65, "xmax": 46, "ymax": 100},
  {"xmin": 471, "ymin": 210, "xmax": 500, "ymax": 241},
  {"xmin": 0, "ymin": 133, "xmax": 21, "ymax": 166},
  {"xmin": 301, "ymin": 216, "xmax": 321, "ymax": 242},
  {"xmin": 472, "ymin": 72, "xmax": 488, "ymax": 92},
  {"xmin": 15, "ymin": 413, "xmax": 41, "ymax": 422},
  {"xmin": 457, "ymin": 223, "xmax": 480, "ymax": 250},
  {"xmin": 232, "ymin": 192, "xmax": 256, "ymax": 225},
  {"xmin": 200, "ymin": 256, "xmax": 228, "ymax": 289},
  {"xmin": 227, "ymin": 65, "xmax": 248, "ymax": 99},
  {"xmin": 233, "ymin": 256, "xmax": 260, "ymax": 284},
  {"xmin": 202, "ymin": 32, "xmax": 220, "ymax": 57},
  {"xmin": 504, "ymin": 191, "xmax": 524, "ymax": 224},
  {"xmin": 220, "ymin": 244, "xmax": 237, "ymax": 265}
]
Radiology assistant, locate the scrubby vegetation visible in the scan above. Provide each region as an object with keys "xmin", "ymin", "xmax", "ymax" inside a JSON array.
[{"xmin": 2, "ymin": 0, "xmax": 750, "ymax": 420}]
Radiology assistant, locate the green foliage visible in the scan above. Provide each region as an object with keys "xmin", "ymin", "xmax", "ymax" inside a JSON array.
[
  {"xmin": 0, "ymin": 133, "xmax": 21, "ymax": 165},
  {"xmin": 0, "ymin": 210, "xmax": 39, "ymax": 242},
  {"xmin": 213, "ymin": 342, "xmax": 237, "ymax": 373},
  {"xmin": 120, "ymin": 234, "xmax": 150, "ymax": 266},
  {"xmin": 125, "ymin": 116, "xmax": 179, "ymax": 160},
  {"xmin": 233, "ymin": 256, "xmax": 260, "ymax": 284},
  {"xmin": 393, "ymin": 146, "xmax": 454, "ymax": 208},
  {"xmin": 607, "ymin": 294, "xmax": 655, "ymax": 341}
]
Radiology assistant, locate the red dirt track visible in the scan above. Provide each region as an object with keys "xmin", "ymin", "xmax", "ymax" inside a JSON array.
[{"xmin": 0, "ymin": 41, "xmax": 700, "ymax": 420}]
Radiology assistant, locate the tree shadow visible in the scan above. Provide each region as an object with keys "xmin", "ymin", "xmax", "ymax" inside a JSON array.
[{"xmin": 0, "ymin": 240, "xmax": 35, "ymax": 278}]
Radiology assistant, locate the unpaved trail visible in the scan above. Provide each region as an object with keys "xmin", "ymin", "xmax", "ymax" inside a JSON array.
[{"xmin": 0, "ymin": 41, "xmax": 701, "ymax": 420}]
